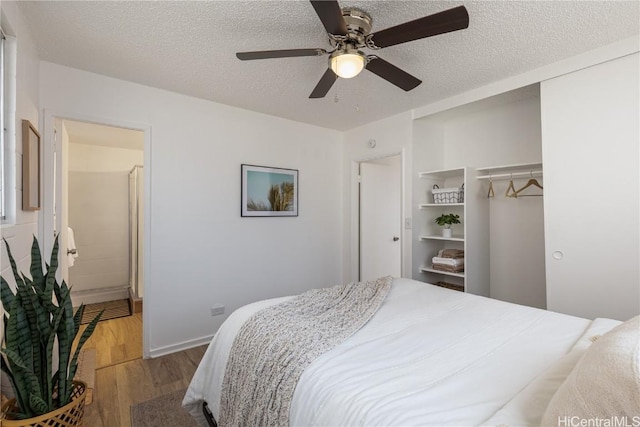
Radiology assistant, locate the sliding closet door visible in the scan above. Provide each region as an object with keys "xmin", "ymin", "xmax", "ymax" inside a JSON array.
[{"xmin": 541, "ymin": 53, "xmax": 639, "ymax": 321}]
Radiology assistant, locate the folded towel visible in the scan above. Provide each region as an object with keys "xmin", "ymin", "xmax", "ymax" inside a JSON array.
[
  {"xmin": 432, "ymin": 263, "xmax": 465, "ymax": 273},
  {"xmin": 437, "ymin": 249, "xmax": 465, "ymax": 259},
  {"xmin": 432, "ymin": 257, "xmax": 464, "ymax": 267}
]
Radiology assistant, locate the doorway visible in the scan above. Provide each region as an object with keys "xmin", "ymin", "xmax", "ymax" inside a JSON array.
[
  {"xmin": 359, "ymin": 154, "xmax": 402, "ymax": 281},
  {"xmin": 43, "ymin": 118, "xmax": 146, "ymax": 362},
  {"xmin": 42, "ymin": 111, "xmax": 151, "ymax": 358},
  {"xmin": 57, "ymin": 119, "xmax": 144, "ymax": 307}
]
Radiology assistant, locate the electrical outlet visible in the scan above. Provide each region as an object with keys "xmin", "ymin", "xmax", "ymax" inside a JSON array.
[
  {"xmin": 404, "ymin": 217, "xmax": 412, "ymax": 229},
  {"xmin": 210, "ymin": 304, "xmax": 225, "ymax": 316}
]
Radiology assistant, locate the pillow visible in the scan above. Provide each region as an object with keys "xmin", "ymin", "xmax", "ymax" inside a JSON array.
[{"xmin": 542, "ymin": 316, "xmax": 640, "ymax": 426}]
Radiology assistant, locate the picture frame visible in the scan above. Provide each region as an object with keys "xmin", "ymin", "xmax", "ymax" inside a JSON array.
[
  {"xmin": 22, "ymin": 120, "xmax": 41, "ymax": 211},
  {"xmin": 241, "ymin": 164, "xmax": 298, "ymax": 217}
]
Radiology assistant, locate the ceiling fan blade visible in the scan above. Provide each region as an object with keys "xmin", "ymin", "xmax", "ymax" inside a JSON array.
[
  {"xmin": 310, "ymin": 0, "xmax": 348, "ymax": 36},
  {"xmin": 236, "ymin": 48, "xmax": 327, "ymax": 60},
  {"xmin": 366, "ymin": 57, "xmax": 421, "ymax": 91},
  {"xmin": 309, "ymin": 69, "xmax": 338, "ymax": 99},
  {"xmin": 370, "ymin": 5, "xmax": 469, "ymax": 49}
]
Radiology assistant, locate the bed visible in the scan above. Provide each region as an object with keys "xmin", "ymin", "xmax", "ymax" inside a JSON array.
[{"xmin": 183, "ymin": 277, "xmax": 638, "ymax": 426}]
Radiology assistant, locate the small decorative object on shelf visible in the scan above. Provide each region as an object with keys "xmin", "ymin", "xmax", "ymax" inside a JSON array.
[
  {"xmin": 434, "ymin": 213, "xmax": 460, "ymax": 238},
  {"xmin": 432, "ymin": 184, "xmax": 464, "ymax": 204}
]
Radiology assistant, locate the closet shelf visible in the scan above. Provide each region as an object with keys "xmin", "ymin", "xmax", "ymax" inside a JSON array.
[
  {"xmin": 418, "ymin": 167, "xmax": 465, "ymax": 179},
  {"xmin": 419, "ymin": 267, "xmax": 465, "ymax": 278},
  {"xmin": 420, "ymin": 235, "xmax": 464, "ymax": 242},
  {"xmin": 476, "ymin": 170, "xmax": 542, "ymax": 181},
  {"xmin": 419, "ymin": 203, "xmax": 464, "ymax": 208},
  {"xmin": 477, "ymin": 162, "xmax": 543, "ymax": 181},
  {"xmin": 476, "ymin": 162, "xmax": 542, "ymax": 174}
]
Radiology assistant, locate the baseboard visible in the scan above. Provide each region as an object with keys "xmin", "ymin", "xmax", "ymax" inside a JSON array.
[
  {"xmin": 71, "ymin": 287, "xmax": 130, "ymax": 306},
  {"xmin": 147, "ymin": 335, "xmax": 214, "ymax": 359}
]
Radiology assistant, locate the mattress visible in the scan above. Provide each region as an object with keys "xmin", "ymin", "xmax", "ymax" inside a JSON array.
[{"xmin": 183, "ymin": 278, "xmax": 620, "ymax": 426}]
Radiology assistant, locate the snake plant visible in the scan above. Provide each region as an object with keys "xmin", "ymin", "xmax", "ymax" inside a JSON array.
[{"xmin": 0, "ymin": 235, "xmax": 102, "ymax": 419}]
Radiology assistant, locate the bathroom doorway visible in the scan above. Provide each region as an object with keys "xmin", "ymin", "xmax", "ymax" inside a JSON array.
[{"xmin": 55, "ymin": 119, "xmax": 145, "ymax": 314}]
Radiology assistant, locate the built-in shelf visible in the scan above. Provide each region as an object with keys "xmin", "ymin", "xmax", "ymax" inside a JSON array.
[
  {"xmin": 419, "ymin": 267, "xmax": 465, "ymax": 278},
  {"xmin": 420, "ymin": 235, "xmax": 464, "ymax": 242},
  {"xmin": 418, "ymin": 167, "xmax": 465, "ymax": 179},
  {"xmin": 419, "ymin": 203, "xmax": 464, "ymax": 208}
]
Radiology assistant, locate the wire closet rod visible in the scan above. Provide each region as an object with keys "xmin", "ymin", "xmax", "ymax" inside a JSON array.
[{"xmin": 477, "ymin": 170, "xmax": 543, "ymax": 181}]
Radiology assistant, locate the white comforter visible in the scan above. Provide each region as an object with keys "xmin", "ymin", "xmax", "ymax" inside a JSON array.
[{"xmin": 184, "ymin": 278, "xmax": 620, "ymax": 426}]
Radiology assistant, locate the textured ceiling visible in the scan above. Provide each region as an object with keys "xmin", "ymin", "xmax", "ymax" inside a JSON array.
[{"xmin": 19, "ymin": 1, "xmax": 640, "ymax": 131}]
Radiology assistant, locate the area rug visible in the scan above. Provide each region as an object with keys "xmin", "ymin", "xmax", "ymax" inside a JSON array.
[
  {"xmin": 80, "ymin": 299, "xmax": 131, "ymax": 324},
  {"xmin": 130, "ymin": 389, "xmax": 199, "ymax": 427}
]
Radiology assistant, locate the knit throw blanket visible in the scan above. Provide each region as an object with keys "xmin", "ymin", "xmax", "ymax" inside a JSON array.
[{"xmin": 218, "ymin": 276, "xmax": 393, "ymax": 427}]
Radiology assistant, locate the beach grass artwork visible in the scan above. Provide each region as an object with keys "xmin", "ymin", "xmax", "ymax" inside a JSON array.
[{"xmin": 241, "ymin": 164, "xmax": 298, "ymax": 217}]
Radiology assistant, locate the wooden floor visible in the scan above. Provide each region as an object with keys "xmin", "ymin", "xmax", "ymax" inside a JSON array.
[
  {"xmin": 81, "ymin": 313, "xmax": 144, "ymax": 369},
  {"xmin": 82, "ymin": 313, "xmax": 208, "ymax": 427}
]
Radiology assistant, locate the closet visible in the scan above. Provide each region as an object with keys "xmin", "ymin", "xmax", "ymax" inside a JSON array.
[
  {"xmin": 412, "ymin": 52, "xmax": 639, "ymax": 321},
  {"xmin": 412, "ymin": 85, "xmax": 547, "ymax": 308}
]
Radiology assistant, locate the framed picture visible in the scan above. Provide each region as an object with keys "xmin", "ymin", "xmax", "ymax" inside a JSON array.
[
  {"xmin": 22, "ymin": 120, "xmax": 41, "ymax": 211},
  {"xmin": 241, "ymin": 164, "xmax": 298, "ymax": 217}
]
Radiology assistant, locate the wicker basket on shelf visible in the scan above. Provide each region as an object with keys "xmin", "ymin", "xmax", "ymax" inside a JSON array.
[
  {"xmin": 1, "ymin": 381, "xmax": 87, "ymax": 427},
  {"xmin": 435, "ymin": 281, "xmax": 464, "ymax": 293},
  {"xmin": 432, "ymin": 184, "xmax": 464, "ymax": 204}
]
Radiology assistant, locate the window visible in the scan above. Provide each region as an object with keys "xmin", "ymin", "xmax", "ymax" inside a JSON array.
[
  {"xmin": 0, "ymin": 24, "xmax": 16, "ymax": 223},
  {"xmin": 1, "ymin": 29, "xmax": 6, "ymax": 220}
]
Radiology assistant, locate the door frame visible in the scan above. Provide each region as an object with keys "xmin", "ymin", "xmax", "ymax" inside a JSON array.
[
  {"xmin": 349, "ymin": 149, "xmax": 407, "ymax": 282},
  {"xmin": 40, "ymin": 109, "xmax": 153, "ymax": 358}
]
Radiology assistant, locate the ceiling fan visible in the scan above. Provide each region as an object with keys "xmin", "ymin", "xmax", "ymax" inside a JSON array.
[{"xmin": 236, "ymin": 1, "xmax": 469, "ymax": 99}]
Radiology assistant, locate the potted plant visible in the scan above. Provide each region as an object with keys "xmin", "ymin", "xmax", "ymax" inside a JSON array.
[
  {"xmin": 0, "ymin": 235, "xmax": 102, "ymax": 425},
  {"xmin": 434, "ymin": 213, "xmax": 461, "ymax": 238}
]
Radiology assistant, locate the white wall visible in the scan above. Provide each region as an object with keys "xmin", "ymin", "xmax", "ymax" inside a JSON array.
[
  {"xmin": 68, "ymin": 143, "xmax": 143, "ymax": 294},
  {"xmin": 342, "ymin": 112, "xmax": 413, "ymax": 284},
  {"xmin": 68, "ymin": 170, "xmax": 129, "ymax": 292},
  {"xmin": 39, "ymin": 62, "xmax": 344, "ymax": 356},
  {"xmin": 0, "ymin": 1, "xmax": 41, "ymax": 398},
  {"xmin": 442, "ymin": 95, "xmax": 542, "ymax": 169},
  {"xmin": 68, "ymin": 142, "xmax": 144, "ymax": 173}
]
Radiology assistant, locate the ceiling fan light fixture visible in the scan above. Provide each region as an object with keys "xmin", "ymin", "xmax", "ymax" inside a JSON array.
[{"xmin": 330, "ymin": 50, "xmax": 365, "ymax": 79}]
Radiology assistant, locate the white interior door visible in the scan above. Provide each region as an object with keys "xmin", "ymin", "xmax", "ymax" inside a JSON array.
[{"xmin": 360, "ymin": 157, "xmax": 402, "ymax": 281}]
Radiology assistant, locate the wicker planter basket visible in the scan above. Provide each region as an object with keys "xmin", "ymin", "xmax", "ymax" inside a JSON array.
[{"xmin": 0, "ymin": 381, "xmax": 87, "ymax": 427}]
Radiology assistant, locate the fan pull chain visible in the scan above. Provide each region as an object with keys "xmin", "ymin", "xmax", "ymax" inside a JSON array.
[{"xmin": 355, "ymin": 74, "xmax": 361, "ymax": 112}]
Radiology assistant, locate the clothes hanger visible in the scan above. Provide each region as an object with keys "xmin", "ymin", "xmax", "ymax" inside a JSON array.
[
  {"xmin": 515, "ymin": 171, "xmax": 543, "ymax": 197},
  {"xmin": 505, "ymin": 173, "xmax": 517, "ymax": 198},
  {"xmin": 487, "ymin": 175, "xmax": 495, "ymax": 198}
]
